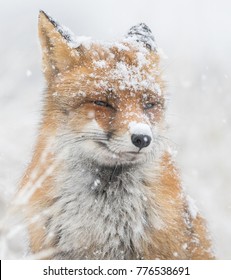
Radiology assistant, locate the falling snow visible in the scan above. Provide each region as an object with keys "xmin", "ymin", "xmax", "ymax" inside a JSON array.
[{"xmin": 0, "ymin": 0, "xmax": 231, "ymax": 260}]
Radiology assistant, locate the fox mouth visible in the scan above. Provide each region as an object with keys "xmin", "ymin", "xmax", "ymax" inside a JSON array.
[
  {"xmin": 124, "ymin": 151, "xmax": 140, "ymax": 155},
  {"xmin": 96, "ymin": 141, "xmax": 145, "ymax": 163}
]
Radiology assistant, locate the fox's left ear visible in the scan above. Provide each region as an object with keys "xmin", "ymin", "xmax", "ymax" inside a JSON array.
[
  {"xmin": 126, "ymin": 23, "xmax": 157, "ymax": 52},
  {"xmin": 38, "ymin": 11, "xmax": 77, "ymax": 81}
]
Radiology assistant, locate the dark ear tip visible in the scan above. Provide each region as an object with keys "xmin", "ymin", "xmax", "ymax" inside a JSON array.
[
  {"xmin": 126, "ymin": 23, "xmax": 157, "ymax": 52},
  {"xmin": 39, "ymin": 10, "xmax": 59, "ymax": 31},
  {"xmin": 38, "ymin": 11, "xmax": 76, "ymax": 46},
  {"xmin": 129, "ymin": 23, "xmax": 152, "ymax": 34},
  {"xmin": 39, "ymin": 10, "xmax": 49, "ymax": 20},
  {"xmin": 39, "ymin": 10, "xmax": 46, "ymax": 15},
  {"xmin": 38, "ymin": 10, "xmax": 52, "ymax": 26}
]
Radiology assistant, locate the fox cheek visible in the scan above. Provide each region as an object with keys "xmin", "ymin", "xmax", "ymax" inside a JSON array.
[
  {"xmin": 144, "ymin": 107, "xmax": 164, "ymax": 125},
  {"xmin": 94, "ymin": 110, "xmax": 115, "ymax": 131}
]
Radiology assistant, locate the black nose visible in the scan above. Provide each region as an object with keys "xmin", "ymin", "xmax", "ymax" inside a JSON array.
[{"xmin": 131, "ymin": 134, "xmax": 151, "ymax": 149}]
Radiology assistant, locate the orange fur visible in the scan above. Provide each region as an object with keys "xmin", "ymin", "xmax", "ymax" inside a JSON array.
[{"xmin": 19, "ymin": 11, "xmax": 214, "ymax": 259}]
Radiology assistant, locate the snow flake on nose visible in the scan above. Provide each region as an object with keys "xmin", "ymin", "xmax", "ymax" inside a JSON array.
[
  {"xmin": 128, "ymin": 121, "xmax": 152, "ymax": 136},
  {"xmin": 143, "ymin": 136, "xmax": 149, "ymax": 143}
]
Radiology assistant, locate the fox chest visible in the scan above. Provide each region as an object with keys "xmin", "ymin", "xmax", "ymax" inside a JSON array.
[{"xmin": 46, "ymin": 170, "xmax": 159, "ymax": 259}]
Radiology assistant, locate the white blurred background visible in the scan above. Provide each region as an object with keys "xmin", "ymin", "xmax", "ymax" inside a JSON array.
[{"xmin": 0, "ymin": 0, "xmax": 230, "ymax": 259}]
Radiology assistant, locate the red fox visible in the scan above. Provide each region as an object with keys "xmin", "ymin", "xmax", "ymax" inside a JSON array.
[{"xmin": 19, "ymin": 11, "xmax": 214, "ymax": 259}]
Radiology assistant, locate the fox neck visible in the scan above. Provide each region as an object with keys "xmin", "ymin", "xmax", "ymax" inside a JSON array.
[{"xmin": 47, "ymin": 151, "xmax": 164, "ymax": 259}]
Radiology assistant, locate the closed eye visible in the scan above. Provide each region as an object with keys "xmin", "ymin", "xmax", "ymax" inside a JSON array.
[
  {"xmin": 144, "ymin": 101, "xmax": 164, "ymax": 110},
  {"xmin": 144, "ymin": 103, "xmax": 155, "ymax": 109},
  {"xmin": 94, "ymin": 100, "xmax": 114, "ymax": 109}
]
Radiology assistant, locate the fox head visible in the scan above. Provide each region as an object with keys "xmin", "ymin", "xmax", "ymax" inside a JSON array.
[{"xmin": 38, "ymin": 11, "xmax": 166, "ymax": 167}]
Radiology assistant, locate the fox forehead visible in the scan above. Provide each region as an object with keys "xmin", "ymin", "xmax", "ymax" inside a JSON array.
[
  {"xmin": 39, "ymin": 11, "xmax": 164, "ymax": 100},
  {"xmin": 53, "ymin": 42, "xmax": 164, "ymax": 100}
]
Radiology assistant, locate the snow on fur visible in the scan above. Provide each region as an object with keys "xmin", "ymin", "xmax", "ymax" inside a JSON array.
[
  {"xmin": 43, "ymin": 12, "xmax": 161, "ymax": 94},
  {"xmin": 126, "ymin": 23, "xmax": 157, "ymax": 51}
]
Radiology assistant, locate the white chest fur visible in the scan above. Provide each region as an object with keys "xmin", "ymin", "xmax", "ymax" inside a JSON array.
[{"xmin": 46, "ymin": 161, "xmax": 162, "ymax": 259}]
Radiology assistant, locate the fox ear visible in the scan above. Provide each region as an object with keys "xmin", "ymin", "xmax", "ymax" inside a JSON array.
[
  {"xmin": 126, "ymin": 23, "xmax": 157, "ymax": 52},
  {"xmin": 38, "ymin": 11, "xmax": 77, "ymax": 80}
]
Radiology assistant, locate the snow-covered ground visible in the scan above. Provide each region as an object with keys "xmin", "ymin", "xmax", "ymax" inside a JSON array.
[{"xmin": 0, "ymin": 0, "xmax": 230, "ymax": 259}]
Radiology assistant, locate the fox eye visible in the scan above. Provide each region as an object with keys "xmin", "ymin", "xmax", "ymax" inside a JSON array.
[
  {"xmin": 144, "ymin": 101, "xmax": 163, "ymax": 110},
  {"xmin": 94, "ymin": 100, "xmax": 113, "ymax": 109},
  {"xmin": 144, "ymin": 102, "xmax": 156, "ymax": 109}
]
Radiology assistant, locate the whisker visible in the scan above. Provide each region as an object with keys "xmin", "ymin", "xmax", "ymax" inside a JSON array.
[
  {"xmin": 61, "ymin": 128, "xmax": 117, "ymax": 137},
  {"xmin": 60, "ymin": 137, "xmax": 109, "ymax": 145},
  {"xmin": 109, "ymin": 162, "xmax": 119, "ymax": 182}
]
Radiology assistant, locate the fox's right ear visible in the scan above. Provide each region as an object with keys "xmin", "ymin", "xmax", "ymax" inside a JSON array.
[{"xmin": 38, "ymin": 11, "xmax": 77, "ymax": 81}]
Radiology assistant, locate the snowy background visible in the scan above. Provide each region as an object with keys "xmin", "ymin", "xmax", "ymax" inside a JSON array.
[{"xmin": 0, "ymin": 0, "xmax": 230, "ymax": 259}]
